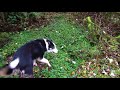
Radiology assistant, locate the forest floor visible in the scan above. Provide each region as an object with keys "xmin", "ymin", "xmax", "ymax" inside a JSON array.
[{"xmin": 0, "ymin": 12, "xmax": 120, "ymax": 78}]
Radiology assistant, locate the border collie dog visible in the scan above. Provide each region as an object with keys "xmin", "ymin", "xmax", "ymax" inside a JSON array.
[{"xmin": 0, "ymin": 38, "xmax": 58, "ymax": 77}]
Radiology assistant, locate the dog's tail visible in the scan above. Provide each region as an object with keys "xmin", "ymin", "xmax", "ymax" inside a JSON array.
[
  {"xmin": 0, "ymin": 64, "xmax": 13, "ymax": 76},
  {"xmin": 0, "ymin": 58, "xmax": 19, "ymax": 76}
]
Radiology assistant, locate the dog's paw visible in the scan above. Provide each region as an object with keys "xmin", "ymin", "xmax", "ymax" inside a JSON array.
[
  {"xmin": 33, "ymin": 61, "xmax": 38, "ymax": 66},
  {"xmin": 48, "ymin": 66, "xmax": 52, "ymax": 71},
  {"xmin": 33, "ymin": 64, "xmax": 38, "ymax": 66}
]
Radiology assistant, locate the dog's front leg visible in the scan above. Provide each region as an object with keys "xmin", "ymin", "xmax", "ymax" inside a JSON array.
[
  {"xmin": 37, "ymin": 57, "xmax": 51, "ymax": 67},
  {"xmin": 33, "ymin": 60, "xmax": 38, "ymax": 66}
]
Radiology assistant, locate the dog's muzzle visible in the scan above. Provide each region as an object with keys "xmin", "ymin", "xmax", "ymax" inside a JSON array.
[
  {"xmin": 52, "ymin": 48, "xmax": 58, "ymax": 53},
  {"xmin": 47, "ymin": 48, "xmax": 58, "ymax": 53}
]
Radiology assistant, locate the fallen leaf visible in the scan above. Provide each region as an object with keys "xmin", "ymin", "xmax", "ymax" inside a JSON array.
[
  {"xmin": 71, "ymin": 71, "xmax": 75, "ymax": 75},
  {"xmin": 110, "ymin": 70, "xmax": 116, "ymax": 77},
  {"xmin": 72, "ymin": 61, "xmax": 76, "ymax": 64},
  {"xmin": 108, "ymin": 58, "xmax": 114, "ymax": 63}
]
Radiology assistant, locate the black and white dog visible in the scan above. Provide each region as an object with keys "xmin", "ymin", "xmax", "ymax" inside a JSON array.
[{"xmin": 0, "ymin": 38, "xmax": 58, "ymax": 77}]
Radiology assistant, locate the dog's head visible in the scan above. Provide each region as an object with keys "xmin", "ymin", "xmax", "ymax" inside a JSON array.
[{"xmin": 44, "ymin": 39, "xmax": 58, "ymax": 53}]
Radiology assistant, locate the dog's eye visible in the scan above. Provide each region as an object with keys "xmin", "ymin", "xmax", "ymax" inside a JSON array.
[
  {"xmin": 50, "ymin": 48, "xmax": 52, "ymax": 50},
  {"xmin": 49, "ymin": 48, "xmax": 52, "ymax": 50}
]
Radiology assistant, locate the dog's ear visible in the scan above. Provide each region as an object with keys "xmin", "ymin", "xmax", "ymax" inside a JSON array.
[{"xmin": 46, "ymin": 39, "xmax": 54, "ymax": 47}]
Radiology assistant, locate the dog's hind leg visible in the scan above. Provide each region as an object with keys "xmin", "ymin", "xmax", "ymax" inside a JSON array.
[
  {"xmin": 19, "ymin": 58, "xmax": 34, "ymax": 78},
  {"xmin": 20, "ymin": 66, "xmax": 34, "ymax": 78}
]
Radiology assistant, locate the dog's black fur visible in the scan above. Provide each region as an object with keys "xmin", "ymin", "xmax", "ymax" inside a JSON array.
[{"xmin": 0, "ymin": 38, "xmax": 58, "ymax": 77}]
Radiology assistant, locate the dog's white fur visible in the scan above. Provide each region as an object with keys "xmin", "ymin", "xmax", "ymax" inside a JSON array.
[
  {"xmin": 9, "ymin": 58, "xmax": 20, "ymax": 69},
  {"xmin": 44, "ymin": 39, "xmax": 49, "ymax": 51}
]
